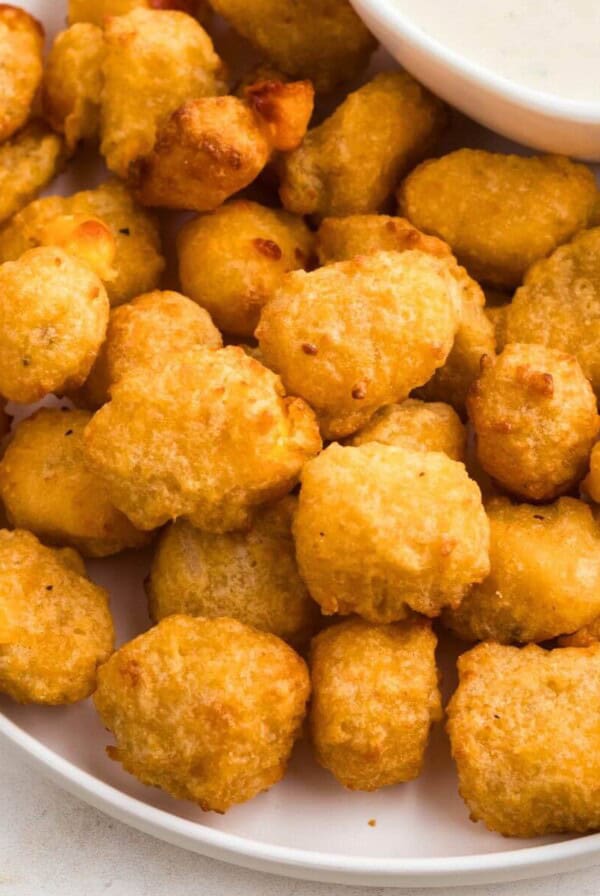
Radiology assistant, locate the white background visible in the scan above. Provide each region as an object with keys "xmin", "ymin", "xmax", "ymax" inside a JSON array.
[{"xmin": 2, "ymin": 739, "xmax": 600, "ymax": 896}]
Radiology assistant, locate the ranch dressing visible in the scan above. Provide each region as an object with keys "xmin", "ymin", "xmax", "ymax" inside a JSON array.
[{"xmin": 394, "ymin": 0, "xmax": 600, "ymax": 103}]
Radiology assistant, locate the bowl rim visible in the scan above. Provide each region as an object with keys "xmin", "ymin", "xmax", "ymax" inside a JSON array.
[
  {"xmin": 3, "ymin": 709, "xmax": 600, "ymax": 886},
  {"xmin": 351, "ymin": 0, "xmax": 600, "ymax": 123}
]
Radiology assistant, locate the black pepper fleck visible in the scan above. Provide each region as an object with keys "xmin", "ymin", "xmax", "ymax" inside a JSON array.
[
  {"xmin": 119, "ymin": 227, "xmax": 130, "ymax": 235},
  {"xmin": 46, "ymin": 585, "xmax": 53, "ymax": 591},
  {"xmin": 64, "ymin": 429, "xmax": 74, "ymax": 436}
]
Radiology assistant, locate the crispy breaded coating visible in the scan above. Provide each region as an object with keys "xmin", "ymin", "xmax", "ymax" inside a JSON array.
[
  {"xmin": 178, "ymin": 200, "xmax": 313, "ymax": 338},
  {"xmin": 68, "ymin": 0, "xmax": 199, "ymax": 25},
  {"xmin": 315, "ymin": 213, "xmax": 494, "ymax": 414},
  {"xmin": 84, "ymin": 345, "xmax": 321, "ymax": 532},
  {"xmin": 0, "ymin": 529, "xmax": 114, "ymax": 704},
  {"xmin": 279, "ymin": 73, "xmax": 446, "ymax": 219},
  {"xmin": 293, "ymin": 443, "xmax": 489, "ymax": 622},
  {"xmin": 447, "ymin": 642, "xmax": 600, "ymax": 837},
  {"xmin": 468, "ymin": 343, "xmax": 599, "ymax": 501},
  {"xmin": 310, "ymin": 618, "xmax": 441, "ymax": 791},
  {"xmin": 443, "ymin": 497, "xmax": 600, "ymax": 644},
  {"xmin": 100, "ymin": 8, "xmax": 225, "ymax": 178},
  {"xmin": 94, "ymin": 615, "xmax": 310, "ymax": 812},
  {"xmin": 77, "ymin": 290, "xmax": 222, "ymax": 408},
  {"xmin": 0, "ymin": 5, "xmax": 44, "ymax": 143},
  {"xmin": 0, "ymin": 409, "xmax": 150, "ymax": 557},
  {"xmin": 348, "ymin": 398, "xmax": 466, "ymax": 462},
  {"xmin": 42, "ymin": 23, "xmax": 104, "ymax": 150},
  {"xmin": 133, "ymin": 81, "xmax": 314, "ymax": 211},
  {"xmin": 0, "ymin": 121, "xmax": 65, "ymax": 226},
  {"xmin": 256, "ymin": 250, "xmax": 462, "ymax": 439},
  {"xmin": 0, "ymin": 180, "xmax": 165, "ymax": 307},
  {"xmin": 505, "ymin": 228, "xmax": 600, "ymax": 394},
  {"xmin": 417, "ymin": 270, "xmax": 496, "ymax": 414},
  {"xmin": 147, "ymin": 497, "xmax": 320, "ymax": 649},
  {"xmin": 316, "ymin": 214, "xmax": 451, "ymax": 266},
  {"xmin": 34, "ymin": 213, "xmax": 116, "ymax": 282},
  {"xmin": 485, "ymin": 302, "xmax": 509, "ymax": 354},
  {"xmin": 205, "ymin": 0, "xmax": 375, "ymax": 92},
  {"xmin": 399, "ymin": 150, "xmax": 597, "ymax": 289},
  {"xmin": 0, "ymin": 247, "xmax": 109, "ymax": 403}
]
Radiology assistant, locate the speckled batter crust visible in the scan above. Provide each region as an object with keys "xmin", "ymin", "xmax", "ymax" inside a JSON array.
[
  {"xmin": 293, "ymin": 442, "xmax": 490, "ymax": 622},
  {"xmin": 0, "ymin": 529, "xmax": 114, "ymax": 704},
  {"xmin": 0, "ymin": 121, "xmax": 65, "ymax": 226},
  {"xmin": 468, "ymin": 343, "xmax": 599, "ymax": 501},
  {"xmin": 0, "ymin": 5, "xmax": 44, "ymax": 142},
  {"xmin": 93, "ymin": 615, "xmax": 310, "ymax": 812},
  {"xmin": 309, "ymin": 618, "xmax": 441, "ymax": 791},
  {"xmin": 447, "ymin": 642, "xmax": 600, "ymax": 837}
]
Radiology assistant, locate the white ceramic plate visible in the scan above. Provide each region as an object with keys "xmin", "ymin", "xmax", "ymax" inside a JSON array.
[{"xmin": 2, "ymin": 1, "xmax": 600, "ymax": 887}]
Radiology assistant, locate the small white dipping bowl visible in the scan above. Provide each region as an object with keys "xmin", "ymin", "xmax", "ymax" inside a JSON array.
[{"xmin": 350, "ymin": 0, "xmax": 600, "ymax": 161}]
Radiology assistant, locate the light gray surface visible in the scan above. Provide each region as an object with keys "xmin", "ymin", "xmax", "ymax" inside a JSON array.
[{"xmin": 1, "ymin": 740, "xmax": 600, "ymax": 896}]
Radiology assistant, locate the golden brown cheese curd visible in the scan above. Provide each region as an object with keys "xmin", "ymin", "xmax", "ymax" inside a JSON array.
[
  {"xmin": 34, "ymin": 213, "xmax": 116, "ymax": 283},
  {"xmin": 0, "ymin": 529, "xmax": 114, "ymax": 704},
  {"xmin": 293, "ymin": 443, "xmax": 490, "ymax": 623},
  {"xmin": 0, "ymin": 180, "xmax": 165, "ymax": 307},
  {"xmin": 0, "ymin": 5, "xmax": 44, "ymax": 143},
  {"xmin": 505, "ymin": 228, "xmax": 600, "ymax": 395},
  {"xmin": 0, "ymin": 409, "xmax": 150, "ymax": 558},
  {"xmin": 316, "ymin": 214, "xmax": 451, "ymax": 266},
  {"xmin": 42, "ymin": 23, "xmax": 104, "ymax": 150},
  {"xmin": 94, "ymin": 615, "xmax": 310, "ymax": 812},
  {"xmin": 447, "ymin": 642, "xmax": 600, "ymax": 837},
  {"xmin": 68, "ymin": 0, "xmax": 199, "ymax": 25},
  {"xmin": 178, "ymin": 201, "xmax": 314, "ymax": 339},
  {"xmin": 77, "ymin": 290, "xmax": 221, "ymax": 408},
  {"xmin": 315, "ymin": 214, "xmax": 494, "ymax": 414},
  {"xmin": 147, "ymin": 497, "xmax": 320, "ymax": 649},
  {"xmin": 468, "ymin": 343, "xmax": 599, "ymax": 501},
  {"xmin": 0, "ymin": 248, "xmax": 109, "ymax": 404},
  {"xmin": 0, "ymin": 121, "xmax": 65, "ymax": 226},
  {"xmin": 256, "ymin": 250, "xmax": 462, "ymax": 440},
  {"xmin": 279, "ymin": 73, "xmax": 446, "ymax": 220},
  {"xmin": 310, "ymin": 618, "xmax": 441, "ymax": 791},
  {"xmin": 398, "ymin": 150, "xmax": 597, "ymax": 289},
  {"xmin": 348, "ymin": 398, "xmax": 466, "ymax": 462},
  {"xmin": 443, "ymin": 497, "xmax": 600, "ymax": 644},
  {"xmin": 558, "ymin": 616, "xmax": 600, "ymax": 648},
  {"xmin": 100, "ymin": 8, "xmax": 226, "ymax": 178},
  {"xmin": 205, "ymin": 0, "xmax": 375, "ymax": 92},
  {"xmin": 133, "ymin": 81, "xmax": 314, "ymax": 211},
  {"xmin": 84, "ymin": 345, "xmax": 321, "ymax": 532}
]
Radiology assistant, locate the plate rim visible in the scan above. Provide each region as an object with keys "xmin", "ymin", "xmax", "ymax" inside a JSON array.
[{"xmin": 3, "ymin": 710, "xmax": 600, "ymax": 887}]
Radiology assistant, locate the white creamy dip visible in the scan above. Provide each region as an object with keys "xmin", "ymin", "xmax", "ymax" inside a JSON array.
[{"xmin": 394, "ymin": 0, "xmax": 600, "ymax": 103}]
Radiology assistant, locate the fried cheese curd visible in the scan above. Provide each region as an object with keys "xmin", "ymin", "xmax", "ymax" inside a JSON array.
[
  {"xmin": 147, "ymin": 497, "xmax": 320, "ymax": 649},
  {"xmin": 447, "ymin": 642, "xmax": 600, "ymax": 837},
  {"xmin": 133, "ymin": 80, "xmax": 314, "ymax": 211},
  {"xmin": 77, "ymin": 290, "xmax": 222, "ymax": 408},
  {"xmin": 256, "ymin": 250, "xmax": 462, "ymax": 440},
  {"xmin": 468, "ymin": 343, "xmax": 599, "ymax": 502},
  {"xmin": 0, "ymin": 121, "xmax": 65, "ymax": 226},
  {"xmin": 84, "ymin": 346, "xmax": 322, "ymax": 532},
  {"xmin": 206, "ymin": 0, "xmax": 375, "ymax": 92},
  {"xmin": 279, "ymin": 73, "xmax": 447, "ymax": 220},
  {"xmin": 505, "ymin": 228, "xmax": 600, "ymax": 395},
  {"xmin": 398, "ymin": 150, "xmax": 597, "ymax": 290},
  {"xmin": 293, "ymin": 443, "xmax": 490, "ymax": 623},
  {"xmin": 0, "ymin": 5, "xmax": 43, "ymax": 143},
  {"xmin": 443, "ymin": 497, "xmax": 600, "ymax": 644},
  {"xmin": 0, "ymin": 248, "xmax": 109, "ymax": 404},
  {"xmin": 0, "ymin": 529, "xmax": 114, "ymax": 704},
  {"xmin": 42, "ymin": 23, "xmax": 104, "ymax": 150},
  {"xmin": 315, "ymin": 214, "xmax": 495, "ymax": 414},
  {"xmin": 309, "ymin": 618, "xmax": 441, "ymax": 791},
  {"xmin": 0, "ymin": 180, "xmax": 165, "ymax": 306},
  {"xmin": 0, "ymin": 409, "xmax": 150, "ymax": 557},
  {"xmin": 178, "ymin": 201, "xmax": 314, "ymax": 338},
  {"xmin": 94, "ymin": 615, "xmax": 310, "ymax": 812},
  {"xmin": 348, "ymin": 398, "xmax": 466, "ymax": 462},
  {"xmin": 68, "ymin": 0, "xmax": 200, "ymax": 25},
  {"xmin": 559, "ymin": 616, "xmax": 600, "ymax": 648},
  {"xmin": 100, "ymin": 8, "xmax": 226, "ymax": 178}
]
